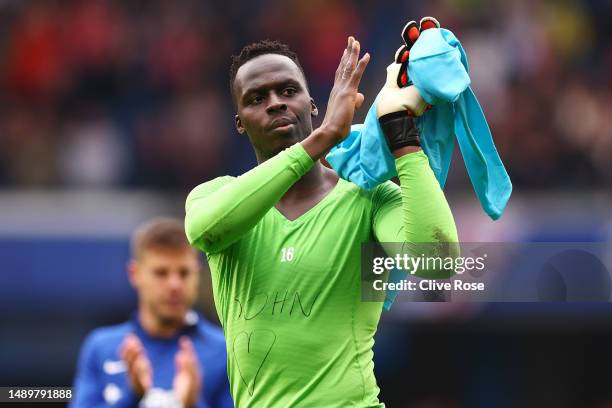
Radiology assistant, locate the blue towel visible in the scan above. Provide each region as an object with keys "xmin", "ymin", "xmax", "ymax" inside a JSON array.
[
  {"xmin": 326, "ymin": 28, "xmax": 512, "ymax": 221},
  {"xmin": 327, "ymin": 28, "xmax": 512, "ymax": 310}
]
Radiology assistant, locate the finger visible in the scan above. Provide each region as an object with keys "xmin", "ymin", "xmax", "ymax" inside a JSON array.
[
  {"xmin": 335, "ymin": 48, "xmax": 348, "ymax": 82},
  {"xmin": 179, "ymin": 337, "xmax": 199, "ymax": 376},
  {"xmin": 119, "ymin": 337, "xmax": 130, "ymax": 359},
  {"xmin": 347, "ymin": 36, "xmax": 354, "ymax": 54},
  {"xmin": 135, "ymin": 354, "xmax": 152, "ymax": 379},
  {"xmin": 139, "ymin": 358, "xmax": 153, "ymax": 389},
  {"xmin": 127, "ymin": 356, "xmax": 142, "ymax": 387},
  {"xmin": 175, "ymin": 348, "xmax": 194, "ymax": 379},
  {"xmin": 123, "ymin": 336, "xmax": 146, "ymax": 370},
  {"xmin": 134, "ymin": 356, "xmax": 147, "ymax": 374},
  {"xmin": 122, "ymin": 334, "xmax": 142, "ymax": 354},
  {"xmin": 342, "ymin": 38, "xmax": 360, "ymax": 80},
  {"xmin": 419, "ymin": 16, "xmax": 440, "ymax": 31},
  {"xmin": 130, "ymin": 335, "xmax": 144, "ymax": 350},
  {"xmin": 402, "ymin": 20, "xmax": 419, "ymax": 49},
  {"xmin": 175, "ymin": 349, "xmax": 186, "ymax": 370},
  {"xmin": 336, "ymin": 37, "xmax": 353, "ymax": 80},
  {"xmin": 179, "ymin": 336, "xmax": 189, "ymax": 347},
  {"xmin": 342, "ymin": 37, "xmax": 356, "ymax": 78},
  {"xmin": 394, "ymin": 45, "xmax": 409, "ymax": 64},
  {"xmin": 142, "ymin": 372, "xmax": 152, "ymax": 390},
  {"xmin": 350, "ymin": 52, "xmax": 370, "ymax": 87},
  {"xmin": 121, "ymin": 340, "xmax": 138, "ymax": 366},
  {"xmin": 128, "ymin": 340, "xmax": 142, "ymax": 361},
  {"xmin": 400, "ymin": 68, "xmax": 408, "ymax": 87},
  {"xmin": 176, "ymin": 338, "xmax": 192, "ymax": 366},
  {"xmin": 355, "ymin": 92, "xmax": 365, "ymax": 110},
  {"xmin": 336, "ymin": 36, "xmax": 354, "ymax": 82},
  {"xmin": 133, "ymin": 353, "xmax": 149, "ymax": 372},
  {"xmin": 348, "ymin": 40, "xmax": 360, "ymax": 70},
  {"xmin": 179, "ymin": 336, "xmax": 195, "ymax": 353},
  {"xmin": 120, "ymin": 333, "xmax": 136, "ymax": 352},
  {"xmin": 344, "ymin": 37, "xmax": 354, "ymax": 67},
  {"xmin": 392, "ymin": 45, "xmax": 410, "ymax": 88}
]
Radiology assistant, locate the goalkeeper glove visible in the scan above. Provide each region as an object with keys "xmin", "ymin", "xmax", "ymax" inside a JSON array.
[{"xmin": 377, "ymin": 17, "xmax": 440, "ymax": 151}]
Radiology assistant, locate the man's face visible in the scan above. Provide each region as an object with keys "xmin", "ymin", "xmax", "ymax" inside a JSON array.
[
  {"xmin": 130, "ymin": 247, "xmax": 200, "ymax": 325},
  {"xmin": 233, "ymin": 54, "xmax": 317, "ymax": 159}
]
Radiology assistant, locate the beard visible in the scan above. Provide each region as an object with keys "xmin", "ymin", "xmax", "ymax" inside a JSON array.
[{"xmin": 150, "ymin": 302, "xmax": 186, "ymax": 327}]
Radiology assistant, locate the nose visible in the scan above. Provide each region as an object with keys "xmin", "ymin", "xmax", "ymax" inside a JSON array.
[
  {"xmin": 168, "ymin": 272, "xmax": 183, "ymax": 291},
  {"xmin": 266, "ymin": 92, "xmax": 287, "ymax": 114}
]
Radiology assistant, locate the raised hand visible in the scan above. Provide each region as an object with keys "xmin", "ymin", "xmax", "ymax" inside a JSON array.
[
  {"xmin": 302, "ymin": 36, "xmax": 370, "ymax": 160},
  {"xmin": 173, "ymin": 336, "xmax": 202, "ymax": 408},
  {"xmin": 377, "ymin": 16, "xmax": 440, "ymax": 118},
  {"xmin": 120, "ymin": 334, "xmax": 152, "ymax": 397},
  {"xmin": 375, "ymin": 17, "xmax": 441, "ymax": 155},
  {"xmin": 302, "ymin": 37, "xmax": 370, "ymax": 160},
  {"xmin": 320, "ymin": 36, "xmax": 370, "ymax": 143}
]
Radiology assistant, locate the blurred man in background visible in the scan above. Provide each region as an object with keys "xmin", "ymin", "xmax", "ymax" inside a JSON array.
[{"xmin": 70, "ymin": 218, "xmax": 233, "ymax": 408}]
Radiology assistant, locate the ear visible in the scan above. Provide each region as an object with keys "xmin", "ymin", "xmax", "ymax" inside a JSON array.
[
  {"xmin": 235, "ymin": 114, "xmax": 245, "ymax": 134},
  {"xmin": 127, "ymin": 260, "xmax": 138, "ymax": 288},
  {"xmin": 310, "ymin": 99, "xmax": 319, "ymax": 117}
]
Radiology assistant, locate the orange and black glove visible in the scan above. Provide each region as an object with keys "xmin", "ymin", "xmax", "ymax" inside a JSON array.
[{"xmin": 377, "ymin": 17, "xmax": 440, "ymax": 150}]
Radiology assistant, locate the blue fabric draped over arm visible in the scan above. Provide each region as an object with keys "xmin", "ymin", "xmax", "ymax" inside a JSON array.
[{"xmin": 326, "ymin": 28, "xmax": 512, "ymax": 220}]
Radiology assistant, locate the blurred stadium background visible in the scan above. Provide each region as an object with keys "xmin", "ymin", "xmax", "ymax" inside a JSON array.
[{"xmin": 1, "ymin": 0, "xmax": 611, "ymax": 407}]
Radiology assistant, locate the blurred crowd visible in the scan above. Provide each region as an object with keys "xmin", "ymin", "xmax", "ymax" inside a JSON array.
[{"xmin": 0, "ymin": 0, "xmax": 610, "ymax": 190}]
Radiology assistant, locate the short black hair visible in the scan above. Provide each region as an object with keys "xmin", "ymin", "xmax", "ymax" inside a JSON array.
[{"xmin": 229, "ymin": 39, "xmax": 307, "ymax": 102}]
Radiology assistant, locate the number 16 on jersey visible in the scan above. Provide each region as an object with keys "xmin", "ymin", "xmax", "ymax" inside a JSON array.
[{"xmin": 280, "ymin": 247, "xmax": 294, "ymax": 262}]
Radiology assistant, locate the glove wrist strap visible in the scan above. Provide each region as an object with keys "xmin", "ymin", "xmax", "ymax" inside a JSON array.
[{"xmin": 379, "ymin": 111, "xmax": 421, "ymax": 151}]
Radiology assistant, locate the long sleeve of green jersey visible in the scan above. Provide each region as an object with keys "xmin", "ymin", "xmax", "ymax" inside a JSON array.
[
  {"xmin": 372, "ymin": 150, "xmax": 459, "ymax": 279},
  {"xmin": 185, "ymin": 143, "xmax": 314, "ymax": 253},
  {"xmin": 185, "ymin": 143, "xmax": 457, "ymax": 255},
  {"xmin": 372, "ymin": 150, "xmax": 458, "ymax": 244}
]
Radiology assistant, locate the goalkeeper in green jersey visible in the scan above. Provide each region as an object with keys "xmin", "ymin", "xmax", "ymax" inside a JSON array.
[{"xmin": 185, "ymin": 20, "xmax": 457, "ymax": 408}]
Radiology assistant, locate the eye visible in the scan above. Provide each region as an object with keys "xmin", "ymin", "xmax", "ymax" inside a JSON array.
[
  {"xmin": 153, "ymin": 268, "xmax": 168, "ymax": 278},
  {"xmin": 250, "ymin": 95, "xmax": 264, "ymax": 105},
  {"xmin": 179, "ymin": 267, "xmax": 190, "ymax": 278},
  {"xmin": 283, "ymin": 87, "xmax": 297, "ymax": 96}
]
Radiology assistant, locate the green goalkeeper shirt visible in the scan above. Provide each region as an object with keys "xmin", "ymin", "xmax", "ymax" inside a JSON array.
[{"xmin": 185, "ymin": 143, "xmax": 457, "ymax": 407}]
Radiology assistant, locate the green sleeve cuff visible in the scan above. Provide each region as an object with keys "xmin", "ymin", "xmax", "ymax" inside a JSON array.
[{"xmin": 288, "ymin": 142, "xmax": 315, "ymax": 176}]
